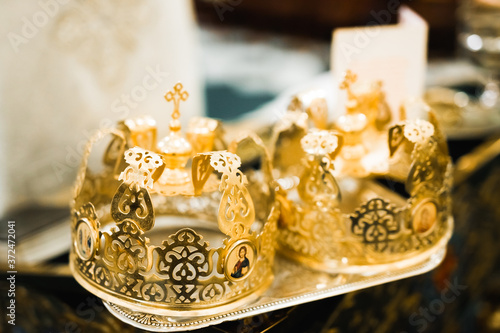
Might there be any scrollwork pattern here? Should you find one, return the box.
[407,138,447,196]
[209,152,255,238]
[119,147,163,190]
[71,120,277,311]
[277,115,452,268]
[111,183,154,232]
[278,205,365,263]
[74,208,277,308]
[403,119,435,143]
[298,155,341,205]
[350,199,400,253]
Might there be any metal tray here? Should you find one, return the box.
[104,218,451,332]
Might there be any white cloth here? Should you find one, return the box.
[0,0,204,214]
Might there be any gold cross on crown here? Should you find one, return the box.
[164,82,189,131]
[339,70,359,112]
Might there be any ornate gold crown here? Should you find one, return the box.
[273,71,453,273]
[70,83,279,317]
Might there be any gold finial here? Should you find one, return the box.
[298,130,341,205]
[336,70,368,170]
[340,71,392,131]
[164,82,189,132]
[157,82,192,185]
[340,70,358,108]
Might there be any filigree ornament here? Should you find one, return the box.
[406,137,448,196]
[406,155,439,195]
[192,154,215,195]
[388,124,405,157]
[279,207,346,262]
[350,199,400,252]
[298,130,341,205]
[123,147,163,172]
[272,73,452,272]
[119,147,163,190]
[271,111,308,178]
[298,156,341,205]
[301,130,344,160]
[111,183,154,232]
[105,220,149,275]
[103,135,126,168]
[301,130,339,155]
[74,202,98,225]
[71,85,278,317]
[155,229,214,303]
[207,152,255,238]
[74,210,276,308]
[157,229,212,281]
[228,132,275,223]
[389,120,435,159]
[403,119,435,144]
[94,265,113,288]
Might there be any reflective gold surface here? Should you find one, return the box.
[70,84,278,318]
[103,236,449,331]
[69,77,454,330]
[273,73,453,273]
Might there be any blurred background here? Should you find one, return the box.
[2,0,500,332]
[0,0,489,218]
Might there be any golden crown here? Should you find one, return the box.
[273,71,453,273]
[70,75,454,328]
[70,83,279,317]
